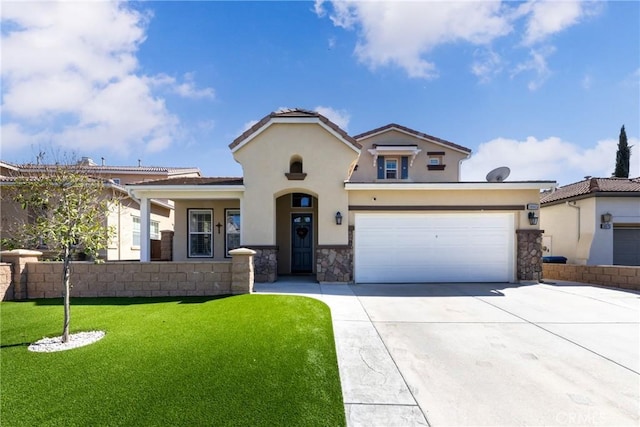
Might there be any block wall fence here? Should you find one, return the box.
[543,263,640,291]
[0,248,256,301]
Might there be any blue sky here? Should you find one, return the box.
[1,0,638,185]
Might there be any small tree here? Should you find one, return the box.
[4,156,115,342]
[614,125,631,178]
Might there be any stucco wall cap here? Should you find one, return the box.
[0,249,43,257]
[229,248,257,256]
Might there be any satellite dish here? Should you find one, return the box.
[486,166,511,182]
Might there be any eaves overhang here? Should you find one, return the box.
[344,181,557,191]
[541,191,640,207]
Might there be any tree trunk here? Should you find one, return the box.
[62,245,71,343]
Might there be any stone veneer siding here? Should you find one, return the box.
[543,264,640,291]
[316,246,352,283]
[25,261,233,298]
[249,247,278,283]
[516,229,544,281]
[0,263,12,301]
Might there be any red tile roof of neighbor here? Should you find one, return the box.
[541,177,640,204]
[16,164,201,175]
[128,177,244,186]
[354,123,472,154]
[229,108,361,150]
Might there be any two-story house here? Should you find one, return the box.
[128,109,555,283]
[0,159,200,260]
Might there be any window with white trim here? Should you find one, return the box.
[385,158,398,179]
[188,209,213,257]
[132,216,140,247]
[225,209,240,257]
[150,221,160,240]
[133,216,160,246]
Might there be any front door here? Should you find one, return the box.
[292,214,313,273]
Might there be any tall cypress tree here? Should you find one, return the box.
[614,125,630,178]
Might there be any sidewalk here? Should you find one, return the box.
[254,279,428,427]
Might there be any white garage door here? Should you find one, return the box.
[354,213,514,283]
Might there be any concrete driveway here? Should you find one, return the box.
[256,280,640,426]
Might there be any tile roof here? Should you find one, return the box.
[229,108,361,150]
[541,177,640,204]
[128,177,244,186]
[353,123,472,154]
[16,164,201,175]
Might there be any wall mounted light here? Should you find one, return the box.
[335,211,343,225]
[600,212,613,229]
[528,211,539,226]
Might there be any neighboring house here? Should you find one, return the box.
[540,177,640,266]
[0,159,200,260]
[128,109,555,283]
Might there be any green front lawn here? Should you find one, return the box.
[1,295,345,426]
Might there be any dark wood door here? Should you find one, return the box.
[292,214,313,273]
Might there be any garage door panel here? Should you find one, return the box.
[355,213,514,283]
[613,228,640,266]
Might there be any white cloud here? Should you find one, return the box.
[581,74,593,90]
[314,106,350,131]
[461,136,640,185]
[517,0,600,46]
[0,1,214,156]
[149,72,215,99]
[511,46,555,91]
[316,0,601,87]
[471,49,504,83]
[315,1,512,79]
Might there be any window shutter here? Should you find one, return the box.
[377,156,385,179]
[401,156,408,179]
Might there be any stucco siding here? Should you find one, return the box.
[106,199,172,261]
[173,199,240,261]
[541,196,640,265]
[350,129,468,182]
[348,188,540,230]
[233,122,357,246]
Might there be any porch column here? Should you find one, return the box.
[140,197,151,262]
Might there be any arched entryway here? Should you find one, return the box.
[275,191,318,275]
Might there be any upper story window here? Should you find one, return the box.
[427,151,446,170]
[369,145,419,180]
[385,159,398,179]
[112,178,121,185]
[376,155,408,180]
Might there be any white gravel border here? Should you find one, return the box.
[28,331,106,353]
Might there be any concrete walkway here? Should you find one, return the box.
[255,279,640,427]
[256,278,429,426]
